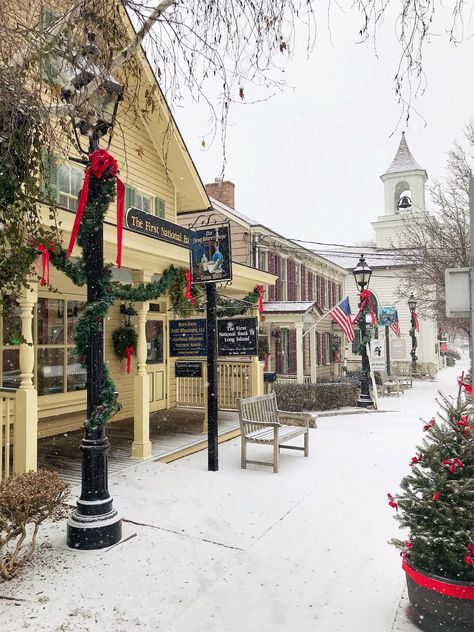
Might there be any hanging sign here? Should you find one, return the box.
[169,319,207,357]
[190,224,232,283]
[126,208,190,248]
[175,361,203,378]
[217,317,258,356]
[378,306,397,327]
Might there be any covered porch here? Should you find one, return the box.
[260,301,344,384]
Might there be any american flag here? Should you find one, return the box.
[390,311,401,337]
[329,297,355,342]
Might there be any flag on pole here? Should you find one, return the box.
[329,297,355,342]
[390,310,401,337]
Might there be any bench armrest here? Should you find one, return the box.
[277,410,317,429]
[240,418,280,429]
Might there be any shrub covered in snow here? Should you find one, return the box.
[273,382,358,412]
[0,469,68,581]
[390,390,474,581]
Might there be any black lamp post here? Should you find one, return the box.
[353,254,374,408]
[408,292,418,376]
[63,32,124,549]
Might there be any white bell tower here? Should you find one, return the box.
[372,133,428,248]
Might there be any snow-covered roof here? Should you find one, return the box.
[382,132,426,176]
[263,301,321,314]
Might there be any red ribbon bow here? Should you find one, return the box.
[66,149,125,268]
[124,345,134,374]
[185,269,196,305]
[257,286,264,314]
[413,312,420,332]
[409,453,423,466]
[423,418,436,431]
[352,289,376,325]
[387,493,398,510]
[442,458,464,474]
[432,491,441,502]
[458,375,473,395]
[36,242,54,287]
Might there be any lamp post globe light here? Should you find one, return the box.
[61,32,124,549]
[408,292,418,376]
[353,255,374,408]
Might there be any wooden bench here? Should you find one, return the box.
[237,392,316,473]
[378,372,404,397]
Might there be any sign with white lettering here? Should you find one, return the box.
[217,317,257,356]
[175,361,203,378]
[125,208,190,248]
[169,319,207,357]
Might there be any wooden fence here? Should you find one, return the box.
[176,360,254,410]
[1,390,16,481]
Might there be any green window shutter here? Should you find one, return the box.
[125,185,136,210]
[155,197,165,218]
[42,8,55,28]
[41,150,59,202]
[41,9,58,81]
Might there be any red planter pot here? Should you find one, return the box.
[403,559,474,631]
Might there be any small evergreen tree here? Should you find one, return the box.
[389,384,474,582]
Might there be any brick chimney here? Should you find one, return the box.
[205,178,235,209]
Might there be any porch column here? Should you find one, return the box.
[14,282,38,473]
[295,322,304,384]
[309,327,317,384]
[132,301,152,459]
[250,357,264,396]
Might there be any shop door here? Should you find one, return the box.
[145,315,167,411]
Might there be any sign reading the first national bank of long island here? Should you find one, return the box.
[217,317,258,356]
[125,208,190,248]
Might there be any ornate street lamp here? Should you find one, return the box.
[408,292,418,375]
[353,255,374,408]
[60,32,124,549]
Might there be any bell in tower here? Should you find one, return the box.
[398,194,412,210]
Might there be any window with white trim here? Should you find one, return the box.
[58,162,84,211]
[125,185,166,218]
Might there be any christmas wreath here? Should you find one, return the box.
[111,325,138,374]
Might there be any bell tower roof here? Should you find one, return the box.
[381,132,426,177]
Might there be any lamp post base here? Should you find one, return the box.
[356,393,374,408]
[66,432,122,550]
[67,507,122,550]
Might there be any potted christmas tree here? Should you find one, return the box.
[388,380,474,631]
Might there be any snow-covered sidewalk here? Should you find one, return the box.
[1,363,466,632]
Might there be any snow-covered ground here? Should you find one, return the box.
[1,361,468,632]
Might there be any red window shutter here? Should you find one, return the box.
[288,260,296,301]
[321,332,327,365]
[275,255,282,301]
[301,264,306,301]
[289,329,296,374]
[307,271,313,301]
[268,253,275,301]
[317,276,321,305]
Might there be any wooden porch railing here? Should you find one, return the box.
[176,360,254,410]
[1,389,16,481]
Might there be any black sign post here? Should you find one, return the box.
[206,283,218,472]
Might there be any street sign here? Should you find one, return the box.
[370,338,386,371]
[445,268,470,318]
[169,319,207,357]
[217,317,258,356]
[190,224,232,284]
[391,337,407,360]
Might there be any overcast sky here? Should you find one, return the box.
[173,3,474,252]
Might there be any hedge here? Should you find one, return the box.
[273,382,359,412]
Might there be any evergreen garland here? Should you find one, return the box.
[390,389,474,582]
[218,287,260,317]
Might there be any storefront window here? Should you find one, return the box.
[146,320,164,364]
[1,298,22,389]
[0,297,86,394]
